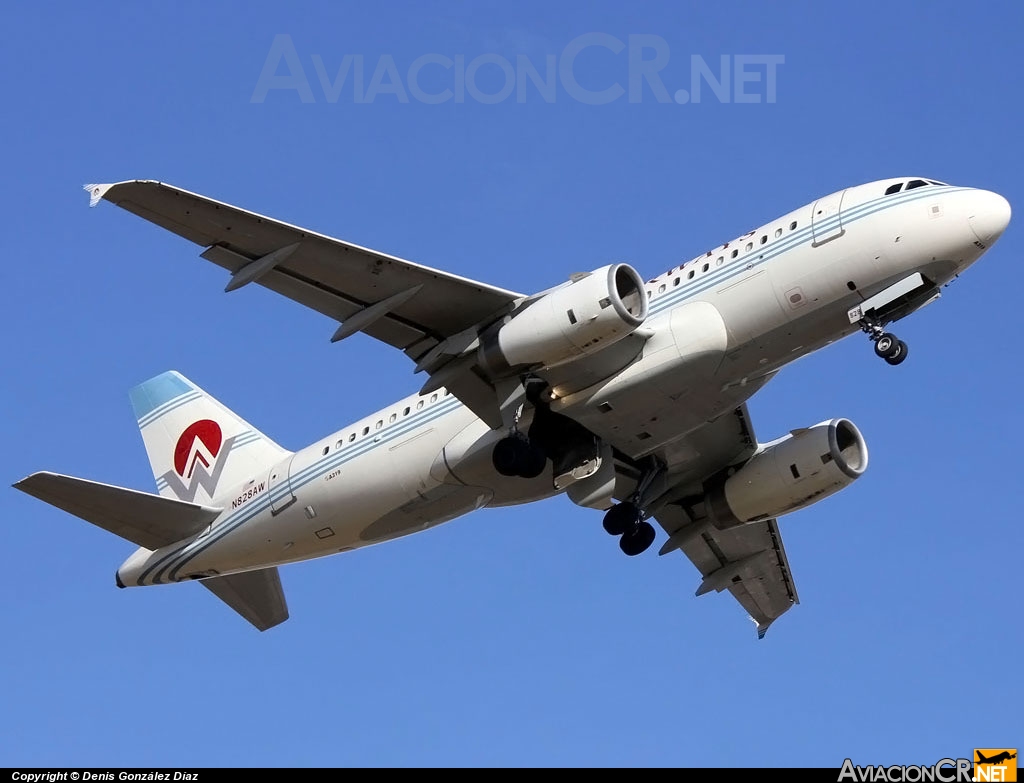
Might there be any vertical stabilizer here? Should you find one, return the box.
[129,371,289,504]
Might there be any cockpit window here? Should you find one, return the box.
[906,179,929,190]
[928,180,948,186]
[885,183,903,195]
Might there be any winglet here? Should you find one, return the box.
[84,183,115,207]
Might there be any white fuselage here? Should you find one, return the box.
[117,178,1005,587]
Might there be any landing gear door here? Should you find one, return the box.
[811,189,846,245]
[269,454,296,515]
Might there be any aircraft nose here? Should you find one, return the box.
[968,190,1011,246]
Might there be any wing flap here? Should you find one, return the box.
[655,503,799,637]
[256,266,431,350]
[201,567,289,631]
[13,471,220,550]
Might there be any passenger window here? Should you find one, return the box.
[701,263,709,272]
[375,420,382,430]
[673,277,680,286]
[687,269,695,279]
[362,426,369,435]
[322,446,329,455]
[906,179,928,190]
[760,235,767,245]
[336,440,343,449]
[716,256,723,265]
[789,221,797,230]
[430,394,438,403]
[416,400,424,410]
[745,242,753,252]
[658,283,666,293]
[731,249,738,258]
[349,433,356,442]
[885,183,903,195]
[389,413,397,423]
[775,228,782,238]
[403,407,410,416]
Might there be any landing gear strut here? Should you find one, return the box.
[491,387,549,479]
[860,316,909,366]
[601,458,665,557]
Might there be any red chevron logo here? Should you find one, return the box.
[173,419,223,479]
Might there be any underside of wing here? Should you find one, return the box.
[87,180,523,361]
[86,181,667,430]
[612,404,800,637]
[654,502,799,638]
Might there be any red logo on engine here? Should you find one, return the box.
[173,419,223,478]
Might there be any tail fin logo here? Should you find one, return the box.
[161,419,237,502]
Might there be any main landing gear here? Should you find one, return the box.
[860,316,909,366]
[603,501,656,556]
[601,458,665,557]
[492,434,547,479]
[490,378,550,480]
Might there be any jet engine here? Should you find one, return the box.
[706,419,868,528]
[480,263,648,372]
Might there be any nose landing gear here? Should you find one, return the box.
[873,333,909,365]
[861,317,909,366]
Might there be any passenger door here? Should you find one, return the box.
[268,455,296,514]
[811,189,846,245]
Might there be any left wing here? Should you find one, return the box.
[622,404,800,637]
[87,181,523,417]
[653,503,799,639]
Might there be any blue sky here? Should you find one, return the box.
[2,0,1021,768]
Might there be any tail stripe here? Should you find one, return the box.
[153,430,263,492]
[138,390,203,428]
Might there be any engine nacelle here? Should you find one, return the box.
[707,419,868,527]
[481,263,648,372]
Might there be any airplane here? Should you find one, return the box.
[977,752,1016,765]
[13,176,1011,637]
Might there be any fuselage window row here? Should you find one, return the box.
[647,217,801,300]
[320,386,452,456]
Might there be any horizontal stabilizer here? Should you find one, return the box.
[201,568,289,631]
[13,471,220,550]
